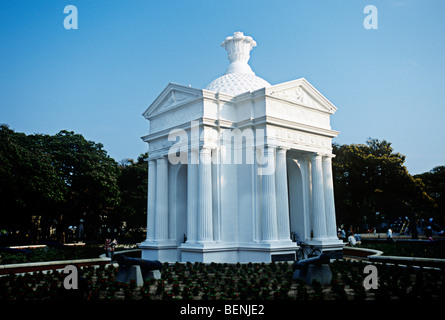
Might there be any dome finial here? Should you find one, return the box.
[221,31,256,75]
[206,31,270,95]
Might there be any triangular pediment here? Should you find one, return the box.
[142,83,203,119]
[266,78,337,114]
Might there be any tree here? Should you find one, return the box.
[415,166,445,226]
[332,138,432,229]
[31,130,121,242]
[0,125,65,244]
[116,153,148,241]
[0,126,121,243]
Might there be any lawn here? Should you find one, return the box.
[0,245,105,265]
[356,240,445,259]
[0,244,141,265]
[2,239,443,266]
[1,260,444,300]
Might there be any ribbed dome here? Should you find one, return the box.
[206,73,271,96]
[205,31,270,96]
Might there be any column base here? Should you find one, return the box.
[307,238,344,247]
[180,242,238,263]
[139,240,178,262]
[259,239,295,246]
[179,241,299,263]
[238,241,298,262]
[305,238,345,259]
[140,240,301,263]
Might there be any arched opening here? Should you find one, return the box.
[287,158,307,243]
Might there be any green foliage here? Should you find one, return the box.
[0,125,65,232]
[0,245,105,264]
[332,138,435,227]
[36,130,121,241]
[0,125,148,243]
[116,154,148,238]
[415,166,445,226]
[1,260,443,300]
[356,241,445,258]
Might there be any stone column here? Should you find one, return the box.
[276,147,291,241]
[261,146,278,242]
[155,156,169,241]
[146,159,156,242]
[311,153,327,240]
[323,155,338,240]
[197,147,213,243]
[186,149,198,243]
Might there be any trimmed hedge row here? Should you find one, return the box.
[1,260,444,300]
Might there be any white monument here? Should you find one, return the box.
[139,32,343,263]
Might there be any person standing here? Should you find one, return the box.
[104,238,111,258]
[109,238,117,260]
[386,228,393,242]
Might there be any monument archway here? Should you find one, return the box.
[287,157,308,244]
[171,164,188,250]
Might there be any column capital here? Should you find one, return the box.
[311,152,336,160]
[276,147,289,155]
[261,145,277,156]
[321,154,335,165]
[200,145,213,154]
[322,153,336,159]
[311,152,323,161]
[155,154,168,162]
[257,143,277,149]
[149,154,168,162]
[189,146,200,153]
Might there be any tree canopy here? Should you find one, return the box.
[0,125,65,235]
[116,154,148,241]
[0,125,146,244]
[415,166,445,224]
[34,130,121,242]
[332,138,436,229]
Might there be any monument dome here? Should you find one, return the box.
[206,31,271,96]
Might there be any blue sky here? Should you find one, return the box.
[0,0,444,175]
